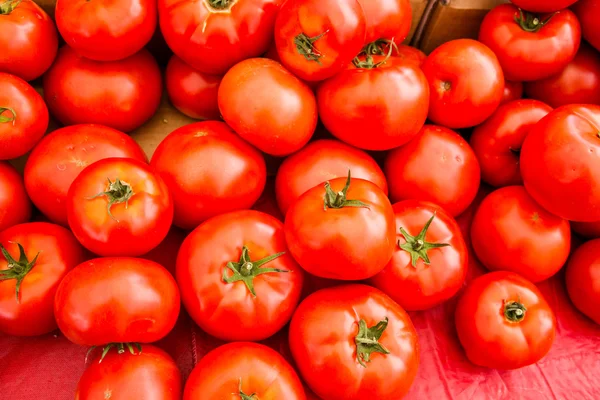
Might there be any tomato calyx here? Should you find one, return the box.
[88,178,134,221]
[86,342,143,364]
[238,378,258,400]
[353,40,395,69]
[0,0,21,15]
[503,300,527,323]
[294,31,328,64]
[355,317,391,367]
[0,243,40,303]
[323,171,370,210]
[361,39,398,57]
[0,107,17,124]
[222,245,288,297]
[399,213,450,267]
[513,9,556,33]
[207,0,232,10]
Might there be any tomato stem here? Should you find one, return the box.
[86,342,143,364]
[0,107,17,124]
[88,178,134,221]
[238,378,259,400]
[398,213,450,267]
[207,0,231,9]
[513,8,556,33]
[353,39,396,69]
[0,0,21,15]
[0,243,39,303]
[294,31,328,64]
[503,300,527,323]
[323,170,370,210]
[355,317,391,367]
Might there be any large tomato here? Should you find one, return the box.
[357,0,412,45]
[470,99,552,187]
[573,0,600,52]
[384,125,481,217]
[510,0,578,13]
[0,222,85,336]
[422,39,504,128]
[479,4,580,81]
[43,46,162,132]
[218,58,317,156]
[455,271,556,369]
[317,55,429,150]
[565,239,600,324]
[0,162,31,232]
[150,121,266,230]
[289,284,419,400]
[24,124,147,226]
[520,104,600,221]
[501,81,524,104]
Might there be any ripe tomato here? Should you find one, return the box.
[479,5,580,82]
[43,46,162,132]
[0,73,49,160]
[274,0,366,81]
[422,39,504,128]
[510,0,578,13]
[395,44,427,67]
[0,162,31,232]
[384,125,481,217]
[565,239,600,324]
[317,55,429,150]
[455,271,556,369]
[470,99,552,187]
[54,257,180,346]
[151,121,266,230]
[571,221,600,239]
[0,222,85,336]
[501,81,523,104]
[219,58,317,156]
[285,174,396,280]
[370,200,468,311]
[520,104,600,221]
[24,124,147,226]
[357,0,412,45]
[573,0,600,52]
[290,284,419,400]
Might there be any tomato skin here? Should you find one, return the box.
[501,81,523,104]
[422,39,504,128]
[0,222,85,336]
[289,284,419,400]
[43,46,162,132]
[357,0,412,44]
[219,58,317,156]
[0,162,31,232]
[520,104,600,221]
[510,0,578,13]
[384,125,481,217]
[571,221,600,239]
[573,0,600,52]
[470,99,553,187]
[395,45,427,67]
[565,239,600,324]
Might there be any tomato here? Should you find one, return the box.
[571,221,600,239]
[573,0,600,52]
[370,200,468,311]
[501,80,523,104]
[165,55,222,120]
[395,45,427,67]
[455,271,556,369]
[317,55,429,150]
[151,121,266,230]
[524,43,600,107]
[24,124,147,226]
[0,162,31,232]
[218,58,317,156]
[479,5,580,82]
[289,284,419,400]
[55,257,180,346]
[357,0,412,45]
[510,0,578,13]
[565,239,600,324]
[470,99,552,187]
[471,186,570,282]
[422,39,504,128]
[275,139,387,215]
[285,174,395,280]
[384,125,481,217]
[0,222,85,336]
[274,0,366,81]
[520,104,600,221]
[43,46,162,132]
[0,73,49,160]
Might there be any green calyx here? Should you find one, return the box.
[0,107,16,124]
[514,8,556,33]
[222,246,287,297]
[323,171,370,210]
[0,0,21,15]
[86,342,142,364]
[207,0,231,9]
[353,39,396,69]
[238,378,259,400]
[399,213,450,267]
[88,178,134,221]
[294,31,328,64]
[504,300,527,323]
[355,318,391,367]
[0,243,39,303]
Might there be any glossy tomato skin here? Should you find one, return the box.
[520,104,600,221]
[357,0,411,44]
[289,284,419,400]
[54,257,180,346]
[43,46,162,132]
[385,125,481,217]
[24,124,147,226]
[565,239,600,324]
[0,162,31,232]
[455,271,556,369]
[573,0,600,52]
[274,0,366,81]
[422,39,504,128]
[219,58,317,156]
[501,81,523,104]
[470,99,553,187]
[571,221,600,239]
[318,56,429,150]
[510,0,578,13]
[0,222,85,336]
[151,121,266,230]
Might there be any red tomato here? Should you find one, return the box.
[510,0,578,13]
[165,55,222,120]
[501,80,524,104]
[0,222,85,336]
[370,200,468,311]
[471,186,571,282]
[357,0,412,44]
[479,5,581,81]
[317,55,429,150]
[0,0,58,81]
[384,125,481,217]
[24,124,147,226]
[0,162,31,232]
[150,121,266,230]
[422,39,504,128]
[54,257,180,346]
[275,139,387,215]
[565,239,600,324]
[573,0,600,52]
[455,271,556,369]
[395,44,427,67]
[289,284,419,400]
[67,158,173,257]
[43,46,162,132]
[219,58,317,156]
[470,99,553,187]
[571,221,600,239]
[285,175,395,280]
[274,0,366,81]
[520,104,600,221]
[0,73,48,160]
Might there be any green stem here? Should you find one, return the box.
[398,213,450,267]
[514,8,556,33]
[0,0,21,14]
[87,178,134,221]
[323,170,370,210]
[0,107,17,124]
[238,378,259,400]
[294,31,328,64]
[86,342,142,364]
[0,243,39,303]
[353,39,396,69]
[504,300,527,323]
[355,318,391,367]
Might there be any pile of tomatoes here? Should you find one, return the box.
[1,0,600,398]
